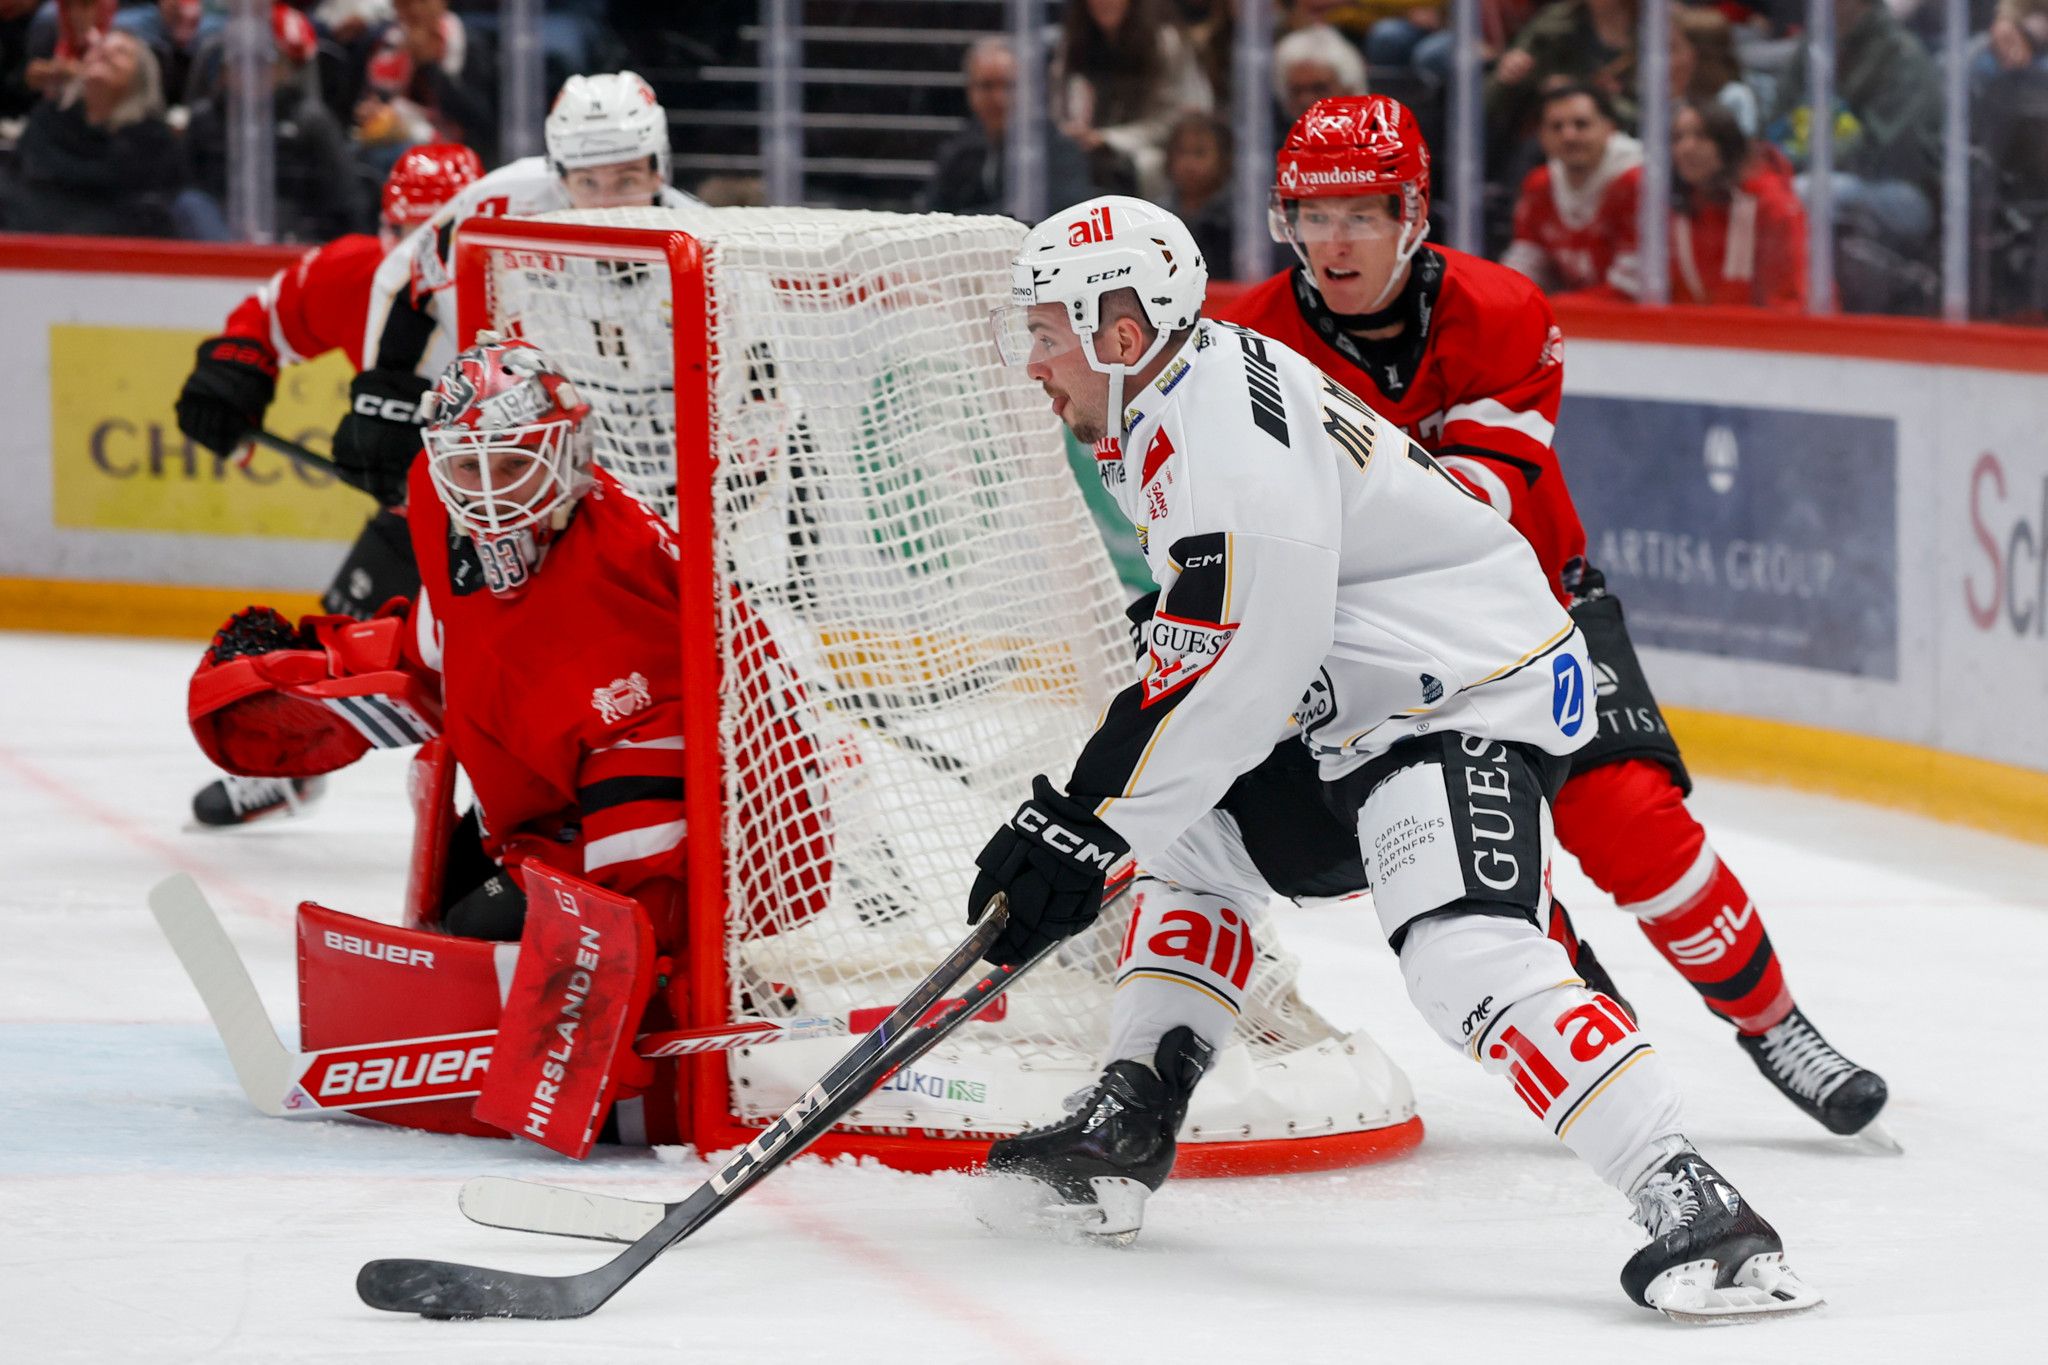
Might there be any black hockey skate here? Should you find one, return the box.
[1736,1008,1893,1145]
[1622,1149,1822,1322]
[191,774,326,828]
[982,1026,1213,1245]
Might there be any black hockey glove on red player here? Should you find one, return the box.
[969,775,1129,966]
[175,335,278,459]
[332,367,432,506]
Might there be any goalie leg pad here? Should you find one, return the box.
[1400,911,1686,1193]
[296,901,514,1136]
[471,863,656,1159]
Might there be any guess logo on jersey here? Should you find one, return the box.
[1142,612,1236,707]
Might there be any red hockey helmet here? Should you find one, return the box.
[1270,96,1431,294]
[381,142,484,240]
[420,335,595,542]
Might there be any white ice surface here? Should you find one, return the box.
[3,630,2043,1361]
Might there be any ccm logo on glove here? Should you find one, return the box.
[1012,806,1121,871]
[354,391,425,422]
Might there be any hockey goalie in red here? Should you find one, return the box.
[1215,95,1890,1143]
[186,334,829,1157]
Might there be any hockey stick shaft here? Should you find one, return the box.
[456,932,1068,1243]
[355,896,1011,1319]
[235,428,337,473]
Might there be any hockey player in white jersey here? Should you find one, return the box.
[329,72,699,507]
[971,196,1820,1321]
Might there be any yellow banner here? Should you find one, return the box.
[49,324,371,540]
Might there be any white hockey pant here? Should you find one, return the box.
[1400,911,1687,1193]
[1103,808,1273,1067]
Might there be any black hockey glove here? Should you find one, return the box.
[332,367,432,506]
[204,605,313,665]
[175,335,278,459]
[969,775,1129,966]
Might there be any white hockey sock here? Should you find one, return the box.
[1102,879,1252,1065]
[1401,912,1686,1193]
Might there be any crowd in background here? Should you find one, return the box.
[2,1,2046,322]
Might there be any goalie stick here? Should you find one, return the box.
[356,893,1014,1319]
[146,873,1011,1118]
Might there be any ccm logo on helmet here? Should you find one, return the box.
[354,392,424,423]
[1086,266,1133,284]
[323,929,435,968]
[1068,205,1116,245]
[1014,807,1121,871]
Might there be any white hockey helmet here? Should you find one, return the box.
[545,71,671,184]
[994,195,1207,437]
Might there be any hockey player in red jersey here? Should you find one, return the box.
[1215,95,1889,1143]
[174,142,484,828]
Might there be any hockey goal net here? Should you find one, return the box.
[452,205,1420,1173]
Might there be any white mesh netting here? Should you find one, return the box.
[474,205,1412,1146]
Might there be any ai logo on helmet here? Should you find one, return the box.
[1067,205,1116,246]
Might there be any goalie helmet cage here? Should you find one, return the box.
[452,206,1422,1175]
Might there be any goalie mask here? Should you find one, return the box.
[380,141,484,247]
[546,71,671,206]
[421,335,594,594]
[993,195,1207,441]
[1270,96,1431,311]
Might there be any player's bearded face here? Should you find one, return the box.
[1017,304,1111,443]
[561,158,663,209]
[1296,195,1406,316]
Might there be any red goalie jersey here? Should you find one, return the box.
[1213,247,1589,603]
[404,458,690,945]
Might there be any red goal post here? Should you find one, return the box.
[451,206,1422,1175]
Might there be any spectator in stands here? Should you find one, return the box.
[1670,4,1758,136]
[0,28,186,236]
[1274,22,1369,127]
[1165,108,1233,270]
[127,0,223,108]
[1980,0,2048,80]
[183,2,363,242]
[1359,4,1446,73]
[922,35,1117,215]
[21,0,114,102]
[1502,83,1643,296]
[1764,0,1942,267]
[3,0,40,120]
[1050,0,1212,200]
[1669,96,1807,308]
[1487,0,1640,148]
[349,0,495,171]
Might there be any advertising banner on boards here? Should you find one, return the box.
[1560,395,1899,681]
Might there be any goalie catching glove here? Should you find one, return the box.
[189,602,441,777]
[332,367,433,505]
[969,775,1128,966]
[175,335,278,459]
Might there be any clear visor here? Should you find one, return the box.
[424,420,589,539]
[1279,195,1407,243]
[990,304,1087,368]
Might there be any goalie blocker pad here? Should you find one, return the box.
[471,862,658,1159]
[1565,593,1691,795]
[189,607,442,777]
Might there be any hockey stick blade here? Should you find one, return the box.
[356,895,1012,1319]
[453,935,1061,1242]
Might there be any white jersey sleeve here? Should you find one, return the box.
[1070,320,1591,867]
